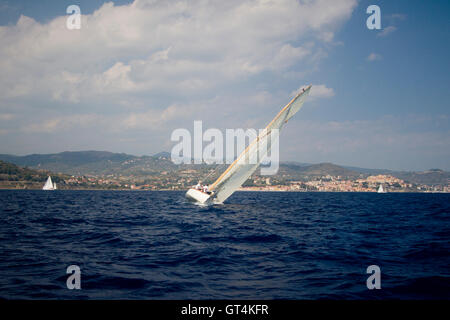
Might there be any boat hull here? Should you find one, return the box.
[186,188,211,204]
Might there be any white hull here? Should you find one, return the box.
[186,188,211,204]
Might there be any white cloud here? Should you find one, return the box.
[0,0,358,154]
[22,114,101,133]
[291,84,335,99]
[367,53,382,61]
[0,113,14,121]
[310,84,335,99]
[377,25,397,37]
[281,115,450,171]
[272,44,312,70]
[0,0,357,101]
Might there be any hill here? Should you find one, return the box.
[393,169,450,185]
[0,151,135,175]
[0,151,448,186]
[298,162,361,177]
[0,160,69,189]
[0,160,46,180]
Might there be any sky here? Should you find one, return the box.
[0,0,449,171]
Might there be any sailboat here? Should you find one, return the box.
[377,184,386,193]
[42,176,57,190]
[186,85,312,204]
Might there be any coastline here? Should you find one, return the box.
[0,187,448,193]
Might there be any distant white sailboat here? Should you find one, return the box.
[186,85,312,204]
[377,184,386,193]
[42,176,56,190]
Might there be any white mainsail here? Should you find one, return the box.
[43,176,55,190]
[377,184,385,193]
[209,85,312,203]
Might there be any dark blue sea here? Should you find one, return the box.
[0,190,449,299]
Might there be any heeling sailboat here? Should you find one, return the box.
[186,85,312,204]
[42,176,56,190]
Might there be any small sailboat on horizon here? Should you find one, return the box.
[377,184,386,193]
[42,176,57,190]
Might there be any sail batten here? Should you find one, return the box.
[209,85,312,203]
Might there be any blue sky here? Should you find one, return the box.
[0,0,448,171]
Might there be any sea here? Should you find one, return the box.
[0,190,449,299]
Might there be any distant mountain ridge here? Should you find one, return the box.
[0,151,136,175]
[0,151,448,185]
[0,150,133,167]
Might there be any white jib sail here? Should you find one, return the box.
[209,85,312,203]
[43,176,54,190]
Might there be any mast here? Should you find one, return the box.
[209,85,312,203]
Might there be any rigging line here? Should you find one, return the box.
[209,85,311,191]
[202,162,227,182]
